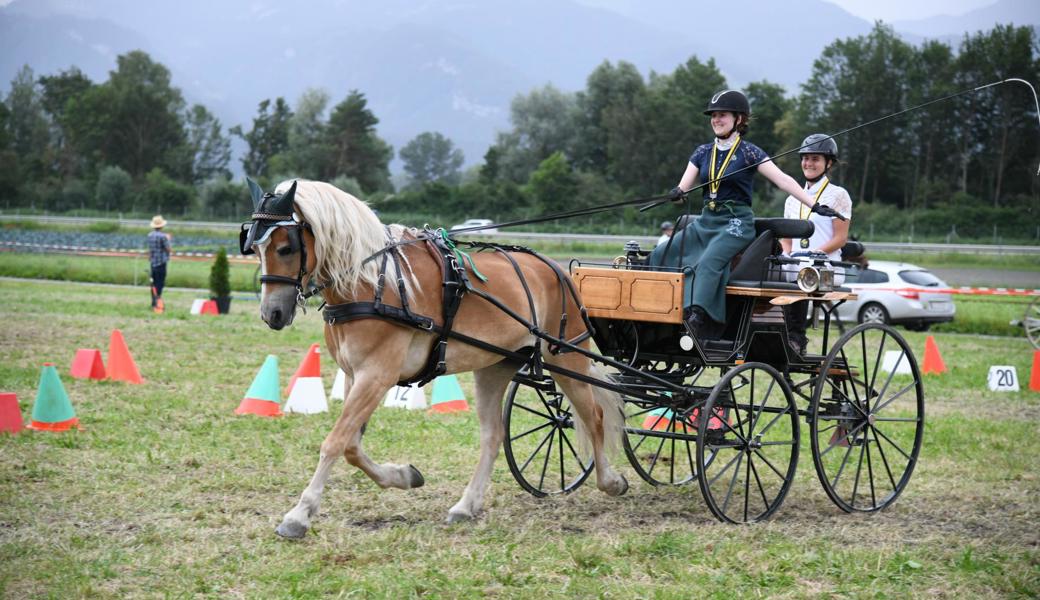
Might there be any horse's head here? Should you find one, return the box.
[241,179,316,330]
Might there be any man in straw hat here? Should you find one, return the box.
[147,215,172,313]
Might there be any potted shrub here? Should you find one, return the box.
[209,247,232,314]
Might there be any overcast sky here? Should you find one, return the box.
[824,0,997,22]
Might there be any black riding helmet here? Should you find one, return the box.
[798,133,839,159]
[703,90,750,116]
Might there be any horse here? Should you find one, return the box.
[243,178,628,539]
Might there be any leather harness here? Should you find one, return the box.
[321,229,594,387]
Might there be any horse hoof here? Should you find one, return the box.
[275,521,308,539]
[606,475,629,497]
[616,475,629,497]
[446,511,473,524]
[407,464,425,488]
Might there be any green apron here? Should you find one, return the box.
[649,202,755,323]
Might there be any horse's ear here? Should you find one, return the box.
[271,180,298,216]
[246,177,264,211]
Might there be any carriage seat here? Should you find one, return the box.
[841,240,864,260]
[673,215,814,240]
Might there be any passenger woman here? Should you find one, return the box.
[650,90,843,337]
[780,134,852,354]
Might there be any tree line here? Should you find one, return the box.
[1,23,1037,240]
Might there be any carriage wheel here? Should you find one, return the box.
[623,401,716,486]
[503,378,594,497]
[1025,296,1040,349]
[696,363,799,523]
[810,323,924,512]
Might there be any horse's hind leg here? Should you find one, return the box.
[276,370,422,539]
[447,363,514,523]
[550,362,628,497]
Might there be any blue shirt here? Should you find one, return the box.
[147,230,170,267]
[688,140,769,206]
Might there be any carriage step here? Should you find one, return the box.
[511,373,556,392]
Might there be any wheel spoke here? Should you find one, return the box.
[870,425,899,491]
[518,426,556,474]
[851,439,866,507]
[707,450,743,487]
[752,448,787,480]
[537,428,556,490]
[871,381,917,415]
[830,438,857,489]
[514,401,553,421]
[510,420,553,442]
[873,426,915,462]
[721,451,745,515]
[866,427,877,508]
[820,420,868,457]
[748,455,771,514]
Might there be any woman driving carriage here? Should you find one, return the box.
[780,133,853,354]
[649,90,843,338]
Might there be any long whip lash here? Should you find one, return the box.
[446,78,1039,234]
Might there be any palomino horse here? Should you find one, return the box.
[244,179,628,539]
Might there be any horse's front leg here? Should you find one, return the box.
[276,370,422,539]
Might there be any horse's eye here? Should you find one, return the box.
[277,246,293,256]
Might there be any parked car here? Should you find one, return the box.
[449,218,497,234]
[834,260,955,331]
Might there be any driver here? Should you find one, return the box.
[650,90,843,338]
[780,134,853,354]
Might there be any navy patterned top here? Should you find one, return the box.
[147,230,171,268]
[688,140,769,206]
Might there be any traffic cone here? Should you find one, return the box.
[200,300,219,315]
[70,348,106,380]
[384,384,427,410]
[27,364,81,431]
[641,407,675,431]
[190,299,206,315]
[1029,350,1040,393]
[0,393,23,434]
[921,335,947,375]
[284,377,328,414]
[287,343,321,396]
[330,368,347,401]
[106,329,143,384]
[429,375,469,413]
[235,355,283,417]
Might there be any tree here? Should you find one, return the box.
[526,151,578,214]
[185,104,231,184]
[230,97,292,179]
[322,90,392,192]
[744,80,792,157]
[141,168,193,215]
[95,165,133,212]
[5,65,51,182]
[400,132,464,186]
[283,88,329,180]
[573,60,645,174]
[38,67,93,178]
[493,84,580,183]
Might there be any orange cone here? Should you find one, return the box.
[0,392,23,434]
[921,335,947,375]
[200,300,219,315]
[287,344,321,396]
[70,348,106,380]
[106,329,143,384]
[1029,350,1040,393]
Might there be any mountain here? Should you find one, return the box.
[2,0,1036,173]
[893,0,1039,39]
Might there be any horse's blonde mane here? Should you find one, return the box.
[277,179,413,299]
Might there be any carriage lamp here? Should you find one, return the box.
[797,265,835,293]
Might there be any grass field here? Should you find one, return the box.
[1,280,1038,598]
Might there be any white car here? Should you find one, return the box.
[835,260,955,331]
[449,218,497,234]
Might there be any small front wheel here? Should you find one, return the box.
[696,362,799,523]
[503,377,593,497]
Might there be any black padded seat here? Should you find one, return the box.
[727,280,800,290]
[673,215,815,240]
[753,218,814,239]
[841,241,864,259]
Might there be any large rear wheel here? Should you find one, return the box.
[696,362,799,523]
[810,323,924,512]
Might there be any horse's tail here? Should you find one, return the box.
[572,364,625,458]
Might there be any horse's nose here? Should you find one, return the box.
[269,308,284,330]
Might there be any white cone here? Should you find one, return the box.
[383,384,426,410]
[283,377,328,414]
[881,350,912,375]
[190,299,206,315]
[330,368,346,401]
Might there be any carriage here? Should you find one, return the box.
[499,216,924,524]
[245,179,924,537]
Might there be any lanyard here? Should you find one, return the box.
[708,137,741,199]
[799,177,830,248]
[799,177,830,219]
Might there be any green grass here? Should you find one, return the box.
[0,280,1038,598]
